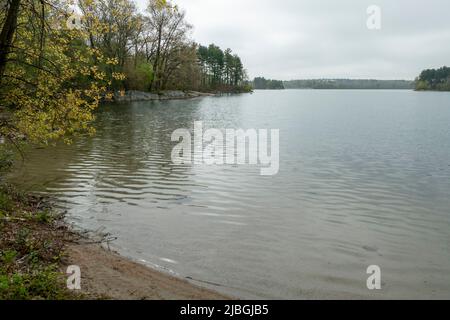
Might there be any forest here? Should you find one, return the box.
[252,77,285,90]
[284,79,414,90]
[415,66,450,91]
[0,0,250,148]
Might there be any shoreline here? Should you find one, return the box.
[0,185,231,300]
[65,242,231,300]
[113,90,216,103]
[111,90,251,103]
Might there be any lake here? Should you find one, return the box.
[8,89,450,299]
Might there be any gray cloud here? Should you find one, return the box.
[136,0,450,80]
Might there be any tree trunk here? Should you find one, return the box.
[0,0,21,82]
[150,24,162,92]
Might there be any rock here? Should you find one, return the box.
[111,90,217,103]
[114,90,159,102]
[160,90,187,99]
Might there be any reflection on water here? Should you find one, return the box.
[8,90,450,299]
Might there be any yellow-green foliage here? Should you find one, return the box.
[415,80,430,91]
[0,0,124,145]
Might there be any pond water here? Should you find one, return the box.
[8,89,450,299]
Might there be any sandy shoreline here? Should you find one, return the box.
[0,184,231,300]
[65,242,232,300]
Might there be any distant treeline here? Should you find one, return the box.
[415,66,450,91]
[283,79,414,90]
[252,77,285,89]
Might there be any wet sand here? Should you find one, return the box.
[65,243,232,300]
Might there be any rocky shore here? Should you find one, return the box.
[113,90,217,103]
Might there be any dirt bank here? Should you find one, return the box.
[65,243,231,300]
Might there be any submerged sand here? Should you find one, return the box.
[65,243,231,300]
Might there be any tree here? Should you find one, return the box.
[163,43,201,90]
[416,66,450,91]
[223,48,233,85]
[145,0,191,91]
[197,44,209,87]
[0,0,21,80]
[0,0,122,146]
[195,44,248,91]
[231,54,243,86]
[0,0,252,156]
[79,0,139,90]
[207,44,223,86]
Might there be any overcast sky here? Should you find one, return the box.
[135,0,450,80]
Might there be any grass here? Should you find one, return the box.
[0,184,83,300]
